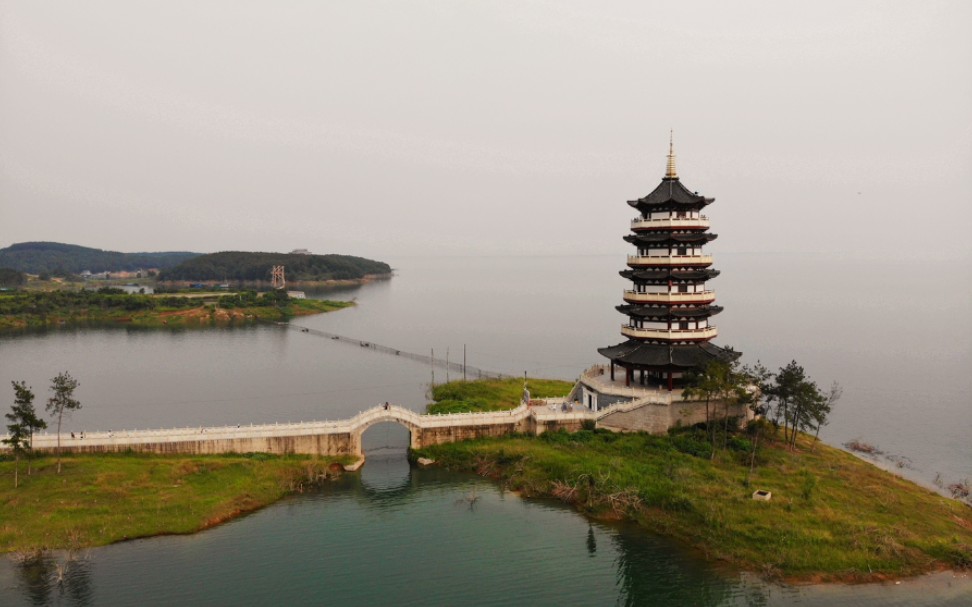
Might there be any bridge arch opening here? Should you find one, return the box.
[358,421,411,458]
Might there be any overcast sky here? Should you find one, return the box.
[1,1,970,261]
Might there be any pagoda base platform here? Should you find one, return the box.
[573,365,754,432]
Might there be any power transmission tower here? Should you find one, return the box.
[271,265,286,290]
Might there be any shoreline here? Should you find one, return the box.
[413,432,972,584]
[2,447,969,588]
[157,272,393,291]
[0,453,353,555]
[0,297,354,332]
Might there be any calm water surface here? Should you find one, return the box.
[1,457,969,607]
[0,254,970,604]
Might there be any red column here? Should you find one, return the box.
[667,371,673,391]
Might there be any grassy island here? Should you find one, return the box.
[0,453,350,553]
[426,378,576,414]
[0,289,352,331]
[414,428,972,582]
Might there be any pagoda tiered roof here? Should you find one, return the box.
[598,140,738,389]
[627,178,713,211]
[616,304,723,318]
[597,340,738,370]
[624,232,717,246]
[620,268,720,282]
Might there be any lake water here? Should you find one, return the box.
[1,458,969,607]
[1,253,970,604]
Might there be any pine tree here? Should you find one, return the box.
[46,372,81,475]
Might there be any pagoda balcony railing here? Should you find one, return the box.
[623,290,716,304]
[630,216,710,230]
[627,254,713,267]
[621,325,718,340]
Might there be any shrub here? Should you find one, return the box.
[727,436,752,453]
[671,431,713,459]
[801,472,817,501]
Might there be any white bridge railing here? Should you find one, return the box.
[12,402,595,450]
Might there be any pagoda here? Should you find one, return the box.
[598,137,738,391]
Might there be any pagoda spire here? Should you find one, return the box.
[665,130,678,179]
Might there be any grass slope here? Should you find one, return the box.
[415,429,972,581]
[426,378,575,414]
[0,454,349,553]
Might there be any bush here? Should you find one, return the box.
[727,436,752,453]
[671,431,713,459]
[801,472,817,501]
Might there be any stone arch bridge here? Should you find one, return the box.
[20,403,596,459]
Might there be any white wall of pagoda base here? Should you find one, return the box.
[597,398,753,435]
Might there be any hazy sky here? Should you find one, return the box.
[2,1,970,261]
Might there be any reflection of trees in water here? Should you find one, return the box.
[609,523,768,607]
[14,551,93,606]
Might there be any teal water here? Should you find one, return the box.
[2,456,969,606]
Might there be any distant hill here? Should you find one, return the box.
[158,251,391,282]
[0,242,201,275]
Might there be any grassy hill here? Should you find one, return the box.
[0,242,199,275]
[158,251,391,282]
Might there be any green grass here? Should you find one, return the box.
[426,378,576,414]
[0,296,353,331]
[0,453,351,553]
[415,428,972,582]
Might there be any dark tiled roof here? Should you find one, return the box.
[620,269,720,282]
[624,232,717,246]
[627,178,714,210]
[616,304,723,318]
[597,340,739,369]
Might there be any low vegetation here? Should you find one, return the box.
[0,268,26,287]
[426,378,576,414]
[415,426,972,582]
[0,453,351,553]
[0,289,352,331]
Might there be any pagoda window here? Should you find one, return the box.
[678,284,688,293]
[677,247,688,256]
[679,321,689,330]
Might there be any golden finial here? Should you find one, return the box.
[665,130,678,179]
